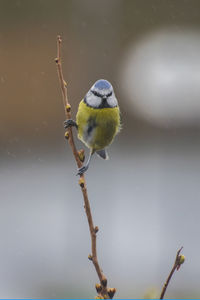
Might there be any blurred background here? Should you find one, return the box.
[0,0,200,298]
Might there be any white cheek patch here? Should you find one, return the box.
[107,95,118,107]
[86,93,101,108]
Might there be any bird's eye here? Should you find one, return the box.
[107,92,112,97]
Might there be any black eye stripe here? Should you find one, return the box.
[91,90,112,98]
[107,91,112,97]
[91,90,102,97]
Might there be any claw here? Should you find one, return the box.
[63,119,78,129]
[77,165,89,176]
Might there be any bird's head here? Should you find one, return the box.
[84,79,118,108]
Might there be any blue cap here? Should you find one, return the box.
[94,79,112,90]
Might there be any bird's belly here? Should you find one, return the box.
[87,121,117,150]
[76,103,120,151]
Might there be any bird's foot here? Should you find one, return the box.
[63,119,78,129]
[77,165,89,176]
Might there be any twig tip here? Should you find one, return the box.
[160,246,185,299]
[178,246,183,253]
[57,35,62,42]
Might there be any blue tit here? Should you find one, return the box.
[64,79,120,175]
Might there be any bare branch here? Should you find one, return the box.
[55,35,81,167]
[55,35,115,299]
[160,247,185,299]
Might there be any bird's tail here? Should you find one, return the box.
[96,149,109,160]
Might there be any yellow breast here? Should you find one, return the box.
[76,100,120,151]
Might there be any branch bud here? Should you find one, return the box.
[78,149,85,162]
[79,177,85,188]
[101,277,107,287]
[64,131,69,140]
[107,288,116,299]
[94,226,99,233]
[177,254,185,270]
[88,254,93,261]
[95,283,102,293]
[179,254,185,264]
[54,57,59,63]
[65,104,71,112]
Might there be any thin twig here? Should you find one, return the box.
[55,35,114,299]
[160,247,185,299]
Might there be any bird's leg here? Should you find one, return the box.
[77,149,94,175]
[63,119,78,129]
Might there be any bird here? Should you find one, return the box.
[64,79,121,175]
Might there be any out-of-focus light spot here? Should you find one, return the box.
[121,29,200,127]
